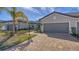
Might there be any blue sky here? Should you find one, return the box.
[0,7,79,21]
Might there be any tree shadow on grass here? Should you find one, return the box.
[0,33,14,50]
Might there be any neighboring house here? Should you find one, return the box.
[39,12,79,34]
[0,20,38,31]
[5,23,29,30]
[0,20,29,31]
[1,26,7,31]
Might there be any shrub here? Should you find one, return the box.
[71,32,79,38]
[71,32,77,36]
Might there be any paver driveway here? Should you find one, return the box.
[22,33,79,51]
[6,33,79,51]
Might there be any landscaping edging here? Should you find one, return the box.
[5,39,33,51]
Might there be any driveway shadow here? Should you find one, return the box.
[45,33,79,42]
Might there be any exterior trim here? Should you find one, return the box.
[76,21,77,33]
[69,21,71,34]
[76,21,79,32]
[41,24,44,32]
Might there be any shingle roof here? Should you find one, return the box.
[67,13,79,17]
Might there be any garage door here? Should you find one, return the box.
[77,22,79,32]
[44,23,69,33]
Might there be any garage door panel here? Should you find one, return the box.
[44,23,69,33]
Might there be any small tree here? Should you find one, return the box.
[0,7,28,35]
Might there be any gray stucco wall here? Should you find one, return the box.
[40,13,79,33]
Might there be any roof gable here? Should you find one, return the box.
[39,12,79,21]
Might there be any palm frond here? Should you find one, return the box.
[15,11,28,23]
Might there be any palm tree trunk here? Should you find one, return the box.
[12,7,16,34]
[13,19,16,34]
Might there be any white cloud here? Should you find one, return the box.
[23,7,41,15]
[41,7,55,12]
[77,8,79,11]
[49,7,55,12]
[41,7,47,10]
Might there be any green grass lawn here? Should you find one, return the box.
[0,33,35,50]
[17,30,28,34]
[0,29,30,36]
[0,31,6,36]
[0,29,35,50]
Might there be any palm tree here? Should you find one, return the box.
[0,7,28,34]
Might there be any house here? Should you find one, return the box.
[0,20,29,31]
[0,20,38,31]
[39,12,79,34]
